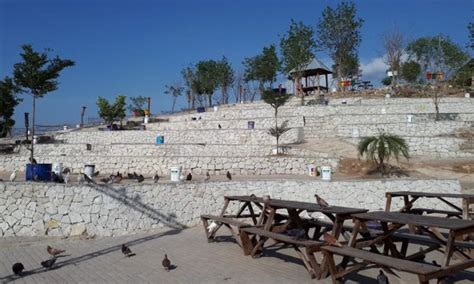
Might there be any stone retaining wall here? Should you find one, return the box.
[0,179,461,237]
[54,128,303,145]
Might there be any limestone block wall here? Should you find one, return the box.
[0,179,461,237]
[147,116,304,131]
[0,153,339,176]
[54,128,303,145]
[336,121,468,138]
[406,137,474,158]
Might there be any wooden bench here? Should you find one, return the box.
[200,214,252,243]
[321,246,473,284]
[239,226,324,279]
[410,208,462,218]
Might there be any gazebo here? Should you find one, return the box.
[289,58,333,96]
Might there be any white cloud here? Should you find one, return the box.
[360,57,389,86]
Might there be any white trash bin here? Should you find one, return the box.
[321,166,332,181]
[307,164,316,177]
[170,166,181,182]
[84,164,95,177]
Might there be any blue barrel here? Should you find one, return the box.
[197,107,206,113]
[247,121,255,129]
[156,135,164,144]
[26,163,52,181]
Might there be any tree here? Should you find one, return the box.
[97,95,126,127]
[406,35,469,120]
[181,66,199,110]
[334,53,360,80]
[195,60,220,107]
[381,76,392,86]
[401,61,421,83]
[468,22,473,50]
[383,29,404,87]
[13,44,74,164]
[164,83,184,112]
[216,56,234,105]
[243,45,280,96]
[0,77,21,137]
[262,89,291,154]
[127,96,149,116]
[316,1,364,90]
[358,132,409,176]
[280,20,316,105]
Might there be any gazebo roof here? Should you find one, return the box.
[289,57,333,76]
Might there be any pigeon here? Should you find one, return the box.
[432,260,440,267]
[315,194,329,208]
[114,174,123,183]
[377,270,389,284]
[137,175,145,183]
[132,172,138,179]
[64,172,70,184]
[52,172,61,183]
[10,170,17,182]
[84,174,95,184]
[127,173,134,179]
[323,233,342,247]
[29,157,38,164]
[121,244,133,257]
[12,262,24,275]
[77,174,85,184]
[162,254,171,271]
[263,195,271,203]
[204,171,210,181]
[41,258,57,269]
[186,172,192,181]
[207,221,218,233]
[100,177,111,184]
[93,171,100,177]
[226,171,232,181]
[47,245,65,257]
[218,124,222,129]
[153,173,160,183]
[62,167,71,174]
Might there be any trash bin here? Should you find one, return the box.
[156,135,164,144]
[307,164,316,177]
[170,166,181,182]
[321,166,331,181]
[84,164,95,177]
[26,164,52,181]
[247,121,255,129]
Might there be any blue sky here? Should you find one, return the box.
[1,0,472,126]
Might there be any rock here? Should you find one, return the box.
[69,212,83,224]
[46,219,60,229]
[70,223,86,236]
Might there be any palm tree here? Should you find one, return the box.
[357,131,409,175]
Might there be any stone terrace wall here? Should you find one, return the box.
[0,153,339,176]
[54,128,303,145]
[0,179,461,237]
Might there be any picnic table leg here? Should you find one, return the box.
[201,216,211,241]
[322,250,341,284]
[349,219,362,247]
[219,198,230,217]
[385,194,392,212]
[293,245,317,279]
[442,231,455,267]
[239,229,254,255]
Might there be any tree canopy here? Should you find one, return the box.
[243,45,280,92]
[216,56,234,105]
[316,1,363,87]
[406,35,469,79]
[164,83,184,112]
[0,77,21,137]
[401,61,421,83]
[195,60,220,106]
[97,95,127,126]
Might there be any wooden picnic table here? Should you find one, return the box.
[385,191,474,220]
[227,195,367,279]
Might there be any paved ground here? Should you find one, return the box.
[0,226,473,284]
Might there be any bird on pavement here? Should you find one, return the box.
[137,175,145,183]
[47,245,66,258]
[153,173,160,183]
[204,171,210,181]
[162,254,171,271]
[64,172,70,185]
[93,171,100,177]
[226,171,232,181]
[84,174,95,184]
[315,194,329,208]
[377,270,389,284]
[41,258,57,269]
[10,170,17,182]
[114,174,123,183]
[121,244,133,257]
[127,173,134,179]
[100,177,111,184]
[12,262,24,275]
[62,167,71,174]
[218,124,222,129]
[186,172,192,181]
[323,233,342,247]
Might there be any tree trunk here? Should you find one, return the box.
[337,58,342,91]
[208,93,212,107]
[172,97,177,113]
